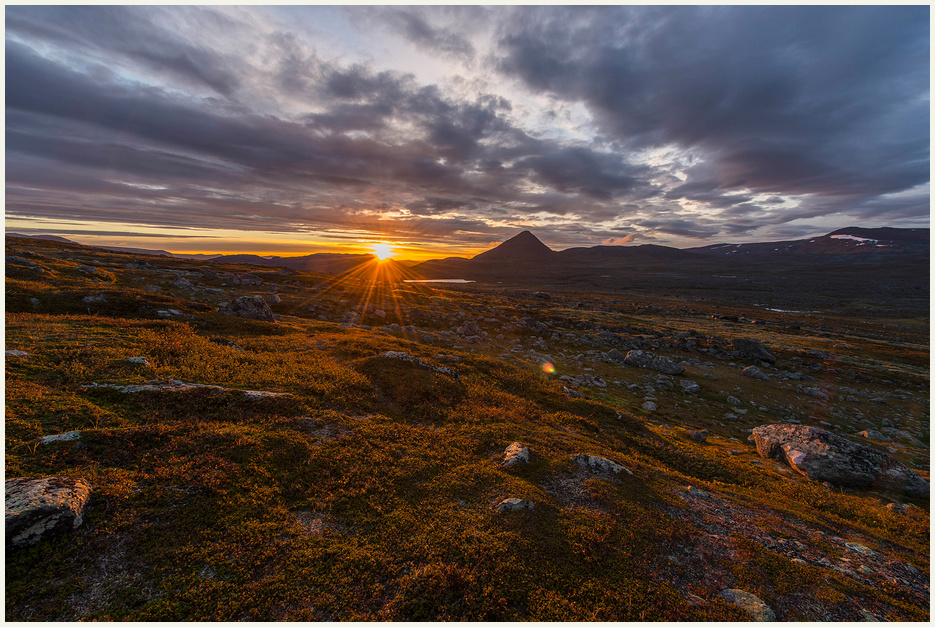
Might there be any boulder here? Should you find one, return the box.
[202,268,219,280]
[731,338,776,363]
[6,477,93,548]
[266,293,282,304]
[741,366,770,381]
[502,442,530,468]
[718,589,775,621]
[749,424,929,497]
[642,401,658,412]
[221,295,276,322]
[624,350,685,375]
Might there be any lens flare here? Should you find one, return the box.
[541,362,555,374]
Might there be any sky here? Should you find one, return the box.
[5,5,930,259]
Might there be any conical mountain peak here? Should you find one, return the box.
[472,230,557,262]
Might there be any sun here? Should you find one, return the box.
[373,243,393,260]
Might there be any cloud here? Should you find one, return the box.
[495,6,929,205]
[4,5,928,251]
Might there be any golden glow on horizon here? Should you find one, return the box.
[373,243,393,260]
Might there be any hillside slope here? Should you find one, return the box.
[5,235,930,621]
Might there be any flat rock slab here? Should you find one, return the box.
[378,351,460,381]
[82,379,292,398]
[750,424,929,497]
[718,589,775,621]
[38,431,82,444]
[502,442,530,468]
[6,477,93,548]
[572,454,633,476]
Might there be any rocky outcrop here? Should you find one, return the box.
[623,350,685,375]
[6,476,93,548]
[750,424,929,497]
[731,338,776,363]
[82,379,292,398]
[221,295,275,322]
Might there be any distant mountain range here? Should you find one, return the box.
[411,227,929,281]
[7,227,928,281]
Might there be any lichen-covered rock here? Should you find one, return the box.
[502,442,530,468]
[624,350,685,375]
[6,477,93,548]
[750,424,929,497]
[572,454,633,475]
[221,295,275,322]
[718,589,775,621]
[731,338,777,363]
[495,498,534,513]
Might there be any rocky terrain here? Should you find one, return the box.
[5,234,929,621]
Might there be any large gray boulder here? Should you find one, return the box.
[750,424,929,497]
[623,350,685,375]
[6,477,93,548]
[221,295,275,322]
[731,338,777,363]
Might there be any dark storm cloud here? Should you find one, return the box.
[496,5,929,204]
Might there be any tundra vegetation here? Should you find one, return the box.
[5,235,929,621]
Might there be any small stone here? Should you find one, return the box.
[686,429,708,443]
[37,431,81,444]
[125,356,151,366]
[495,498,533,513]
[502,443,530,468]
[81,293,108,304]
[5,350,29,357]
[266,293,282,304]
[642,401,658,411]
[718,589,775,621]
[741,366,770,381]
[171,277,196,291]
[679,380,701,393]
